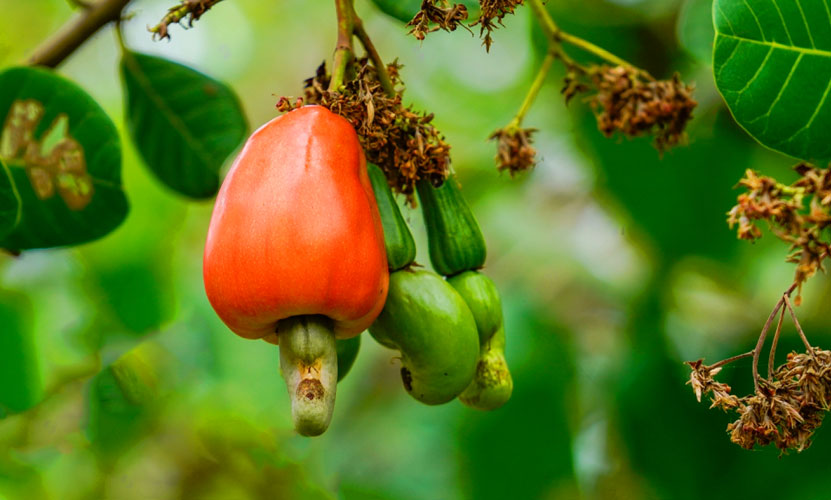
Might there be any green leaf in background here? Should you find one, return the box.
[94,259,173,335]
[86,341,165,458]
[0,66,128,250]
[0,158,21,240]
[0,290,42,416]
[713,0,831,162]
[458,301,577,500]
[120,51,248,199]
[579,107,754,263]
[678,0,715,63]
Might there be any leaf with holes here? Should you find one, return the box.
[0,66,128,251]
[713,0,831,162]
[0,158,20,241]
[121,51,248,199]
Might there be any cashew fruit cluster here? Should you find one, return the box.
[203,106,511,437]
[418,177,513,410]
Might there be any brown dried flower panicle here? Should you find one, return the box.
[688,348,831,453]
[407,0,470,41]
[728,164,831,289]
[407,0,523,50]
[489,126,537,175]
[587,66,697,151]
[472,0,524,51]
[149,0,224,40]
[278,59,450,198]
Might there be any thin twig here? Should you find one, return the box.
[752,282,799,392]
[29,0,131,68]
[526,0,649,78]
[767,304,787,379]
[752,301,785,393]
[148,0,225,40]
[352,14,395,98]
[506,48,555,130]
[709,351,754,370]
[784,294,814,352]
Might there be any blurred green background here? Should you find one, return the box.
[3,0,831,499]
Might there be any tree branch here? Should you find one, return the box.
[352,16,394,98]
[329,0,355,91]
[29,0,131,68]
[506,49,555,130]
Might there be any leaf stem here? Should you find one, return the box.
[329,0,355,91]
[507,49,555,130]
[28,0,131,68]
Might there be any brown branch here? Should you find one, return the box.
[149,0,226,41]
[784,294,814,352]
[708,351,754,370]
[352,16,394,98]
[767,304,787,379]
[28,0,131,68]
[752,282,799,392]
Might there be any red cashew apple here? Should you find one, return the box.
[203,105,389,436]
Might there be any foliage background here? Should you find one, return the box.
[2,0,831,498]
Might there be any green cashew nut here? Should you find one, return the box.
[336,335,361,382]
[277,315,337,437]
[369,269,479,405]
[459,326,513,410]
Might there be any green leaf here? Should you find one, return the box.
[86,341,165,458]
[713,0,831,162]
[0,158,21,240]
[370,0,421,22]
[678,0,715,63]
[120,51,248,199]
[0,66,128,250]
[0,290,42,416]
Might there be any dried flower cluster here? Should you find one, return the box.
[489,126,537,175]
[149,0,225,40]
[584,66,697,151]
[277,59,450,198]
[688,349,831,453]
[407,0,470,41]
[407,0,523,50]
[728,164,831,290]
[472,0,524,51]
